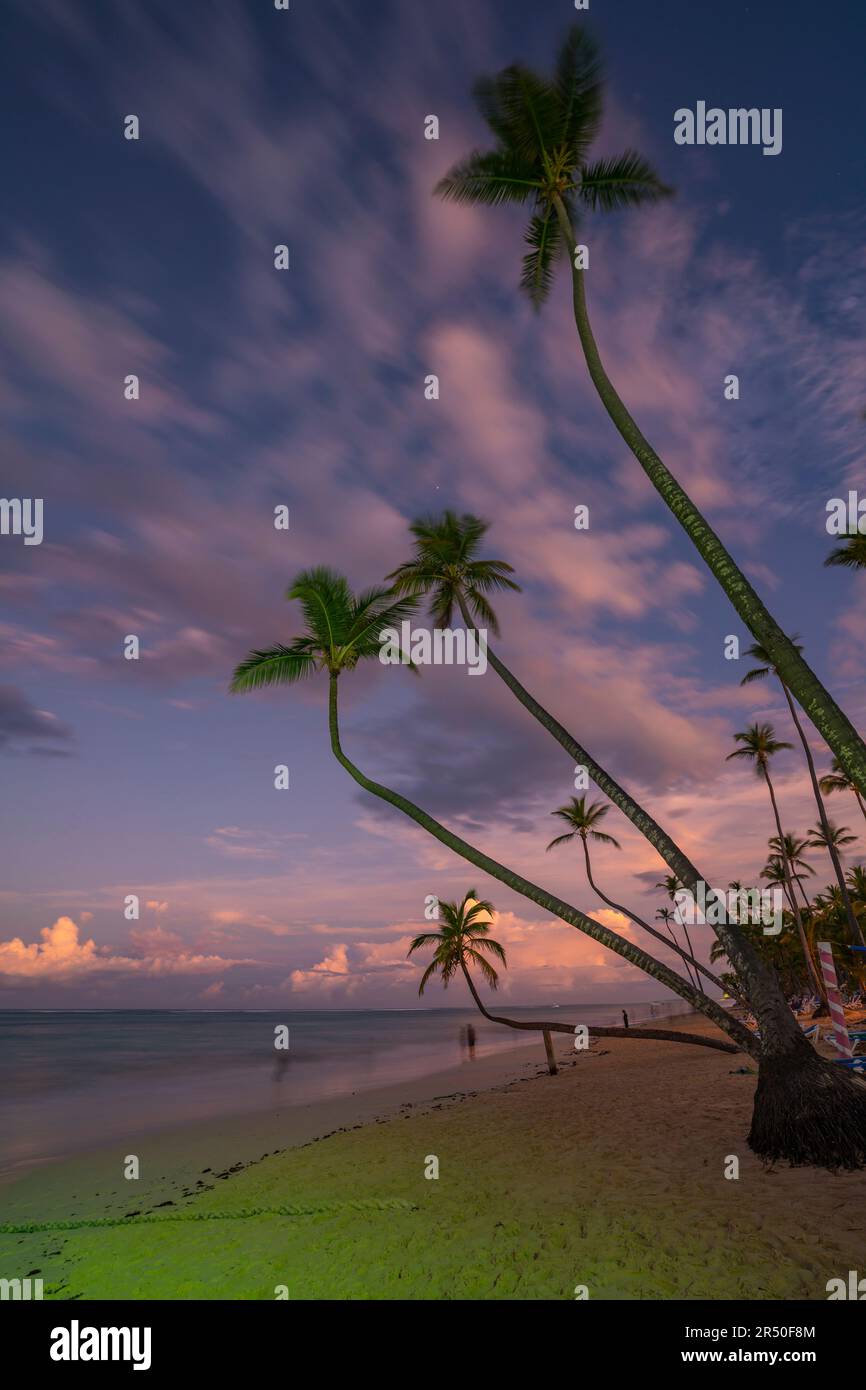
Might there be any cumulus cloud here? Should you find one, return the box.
[0,917,254,985]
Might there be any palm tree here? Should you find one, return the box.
[655,874,703,996]
[434,23,866,800]
[825,534,866,570]
[654,906,700,993]
[408,889,739,1063]
[806,820,858,855]
[821,758,866,829]
[388,512,781,1034]
[742,640,864,945]
[767,833,814,911]
[230,568,751,1044]
[727,724,824,1003]
[231,570,866,1167]
[762,854,800,915]
[545,796,725,995]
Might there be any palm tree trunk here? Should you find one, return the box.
[328,672,756,1053]
[781,682,865,946]
[552,193,866,804]
[457,962,738,1053]
[854,787,866,828]
[330,675,866,1166]
[454,595,778,1017]
[579,833,731,998]
[761,764,825,1002]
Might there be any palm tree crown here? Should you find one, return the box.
[546,795,621,851]
[727,722,794,773]
[407,889,507,995]
[229,567,419,690]
[739,637,803,686]
[806,820,858,853]
[386,511,519,636]
[825,534,866,570]
[434,25,671,306]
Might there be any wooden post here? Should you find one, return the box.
[542,1029,558,1075]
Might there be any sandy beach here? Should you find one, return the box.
[2,1012,864,1300]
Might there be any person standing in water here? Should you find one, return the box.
[622,1010,629,1030]
[466,1023,476,1057]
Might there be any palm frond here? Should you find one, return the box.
[230,642,318,693]
[520,208,563,307]
[578,151,673,212]
[434,148,541,207]
[553,25,603,158]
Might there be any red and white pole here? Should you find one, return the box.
[817,940,853,1058]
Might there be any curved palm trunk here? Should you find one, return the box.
[329,676,866,1166]
[458,962,738,1053]
[761,763,825,1004]
[552,193,866,803]
[328,673,756,1054]
[854,788,866,828]
[579,833,732,999]
[454,595,779,1015]
[781,682,865,947]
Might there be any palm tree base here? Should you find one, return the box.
[748,1048,866,1169]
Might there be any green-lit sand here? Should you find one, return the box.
[3,1018,863,1300]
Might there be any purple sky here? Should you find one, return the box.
[2,0,865,1008]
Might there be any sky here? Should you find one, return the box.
[1,0,865,1010]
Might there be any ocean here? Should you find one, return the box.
[0,1001,690,1172]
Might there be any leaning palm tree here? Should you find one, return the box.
[742,640,864,945]
[545,796,724,994]
[727,724,824,1004]
[821,757,866,829]
[230,569,747,1043]
[408,889,738,1067]
[231,570,866,1167]
[434,23,866,799]
[825,534,866,570]
[389,511,772,1027]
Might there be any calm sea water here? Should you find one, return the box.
[0,1002,689,1171]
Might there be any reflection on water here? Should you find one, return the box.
[0,1002,690,1168]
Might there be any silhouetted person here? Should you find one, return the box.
[466,1023,476,1057]
[622,1010,629,1030]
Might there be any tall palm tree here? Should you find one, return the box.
[825,534,866,570]
[821,758,866,829]
[545,796,726,995]
[742,640,864,945]
[434,23,866,800]
[407,889,739,1062]
[727,724,824,1002]
[388,511,778,1028]
[231,570,866,1167]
